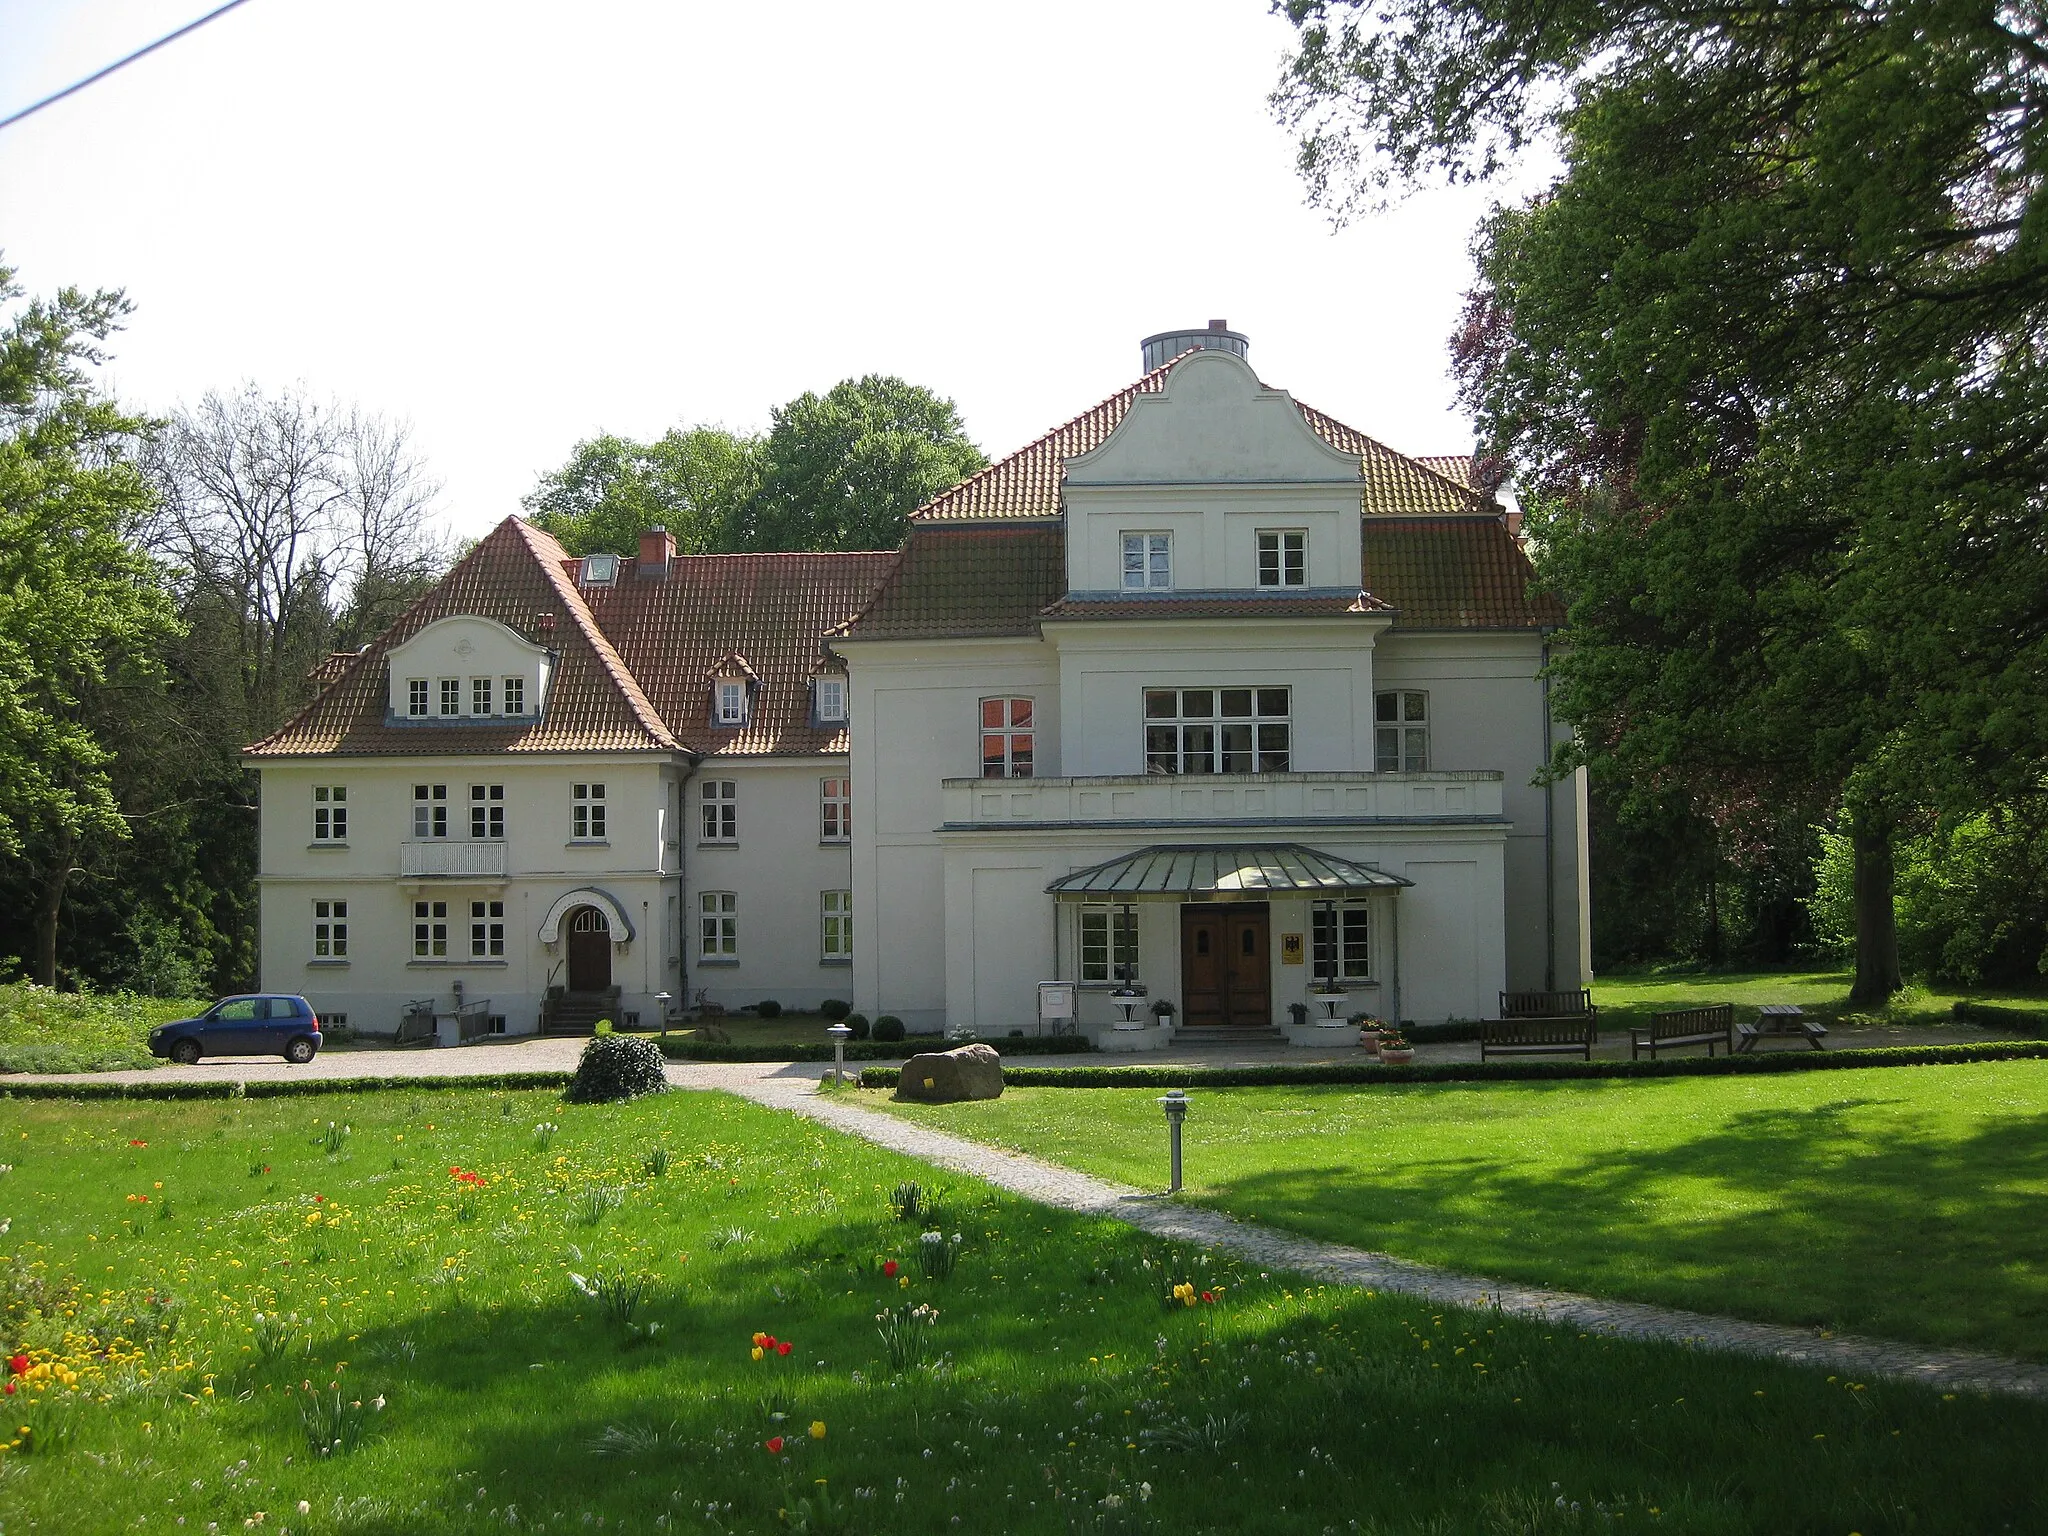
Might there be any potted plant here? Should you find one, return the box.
[1376,1030,1414,1065]
[1351,1013,1384,1053]
[1149,998,1176,1024]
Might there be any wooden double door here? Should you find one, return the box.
[1179,903,1271,1028]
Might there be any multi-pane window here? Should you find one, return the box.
[1311,904,1372,982]
[716,679,748,725]
[821,890,852,960]
[472,677,494,715]
[815,677,846,722]
[469,783,505,839]
[1257,530,1306,587]
[470,899,505,958]
[820,777,851,842]
[412,899,448,958]
[1121,532,1171,591]
[571,782,606,840]
[503,676,526,715]
[700,780,737,842]
[412,783,448,838]
[1143,688,1291,774]
[699,891,737,958]
[313,899,348,958]
[1375,691,1429,773]
[1079,905,1138,984]
[439,678,461,716]
[312,785,347,841]
[407,679,429,717]
[980,698,1034,778]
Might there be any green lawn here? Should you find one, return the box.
[876,1061,2048,1361]
[1591,965,2048,1032]
[0,984,201,1073]
[0,1088,2040,1533]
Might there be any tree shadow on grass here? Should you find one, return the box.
[172,1207,2048,1536]
[1199,1099,2048,1358]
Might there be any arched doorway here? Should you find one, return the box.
[566,906,612,991]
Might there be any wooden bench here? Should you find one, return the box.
[1481,991,1599,1060]
[1630,1003,1733,1060]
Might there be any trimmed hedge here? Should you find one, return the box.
[662,1034,1093,1064]
[1951,1000,2048,1037]
[0,1071,574,1102]
[857,1039,2048,1090]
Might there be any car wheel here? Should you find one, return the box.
[284,1036,316,1065]
[169,1039,201,1065]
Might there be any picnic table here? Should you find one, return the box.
[1736,1003,1828,1053]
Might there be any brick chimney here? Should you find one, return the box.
[637,526,676,578]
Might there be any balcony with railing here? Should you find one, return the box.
[940,770,1503,830]
[398,840,510,880]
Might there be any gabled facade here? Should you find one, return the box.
[248,328,1587,1043]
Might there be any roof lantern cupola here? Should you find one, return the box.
[1139,318,1248,373]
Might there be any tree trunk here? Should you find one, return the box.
[1847,811,1903,1006]
[32,833,76,988]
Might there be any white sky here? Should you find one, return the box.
[0,0,1546,543]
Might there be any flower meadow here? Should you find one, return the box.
[0,1089,2039,1534]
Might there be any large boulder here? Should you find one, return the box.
[895,1043,1003,1103]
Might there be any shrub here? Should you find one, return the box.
[819,998,851,1021]
[873,1015,905,1042]
[754,999,783,1019]
[844,1012,871,1040]
[564,1034,667,1104]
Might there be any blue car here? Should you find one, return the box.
[149,995,323,1065]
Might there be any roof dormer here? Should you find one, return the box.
[707,653,759,728]
[387,616,554,725]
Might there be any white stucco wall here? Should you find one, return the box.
[1370,631,1588,991]
[682,757,857,1012]
[382,616,554,722]
[1046,618,1389,777]
[257,753,681,1034]
[839,638,1058,1031]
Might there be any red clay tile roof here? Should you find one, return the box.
[577,550,898,755]
[833,525,1065,640]
[1362,516,1564,629]
[1038,590,1392,621]
[910,354,1494,523]
[1414,453,1476,488]
[247,519,678,758]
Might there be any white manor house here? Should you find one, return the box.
[250,326,1590,1046]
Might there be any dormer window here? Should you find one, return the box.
[814,675,846,724]
[716,678,749,726]
[581,553,618,587]
[387,616,552,725]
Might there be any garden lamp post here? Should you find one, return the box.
[655,992,673,1039]
[1158,1089,1189,1193]
[827,1020,852,1084]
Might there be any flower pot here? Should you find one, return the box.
[1358,1029,1382,1054]
[1379,1047,1415,1065]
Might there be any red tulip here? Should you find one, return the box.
[883,1260,898,1278]
[3,1381,14,1395]
[776,1341,792,1356]
[7,1355,28,1375]
[765,1436,784,1454]
[129,1139,146,1147]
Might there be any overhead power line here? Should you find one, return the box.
[0,0,259,134]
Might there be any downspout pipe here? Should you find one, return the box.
[1539,627,1557,993]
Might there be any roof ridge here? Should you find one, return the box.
[511,517,680,751]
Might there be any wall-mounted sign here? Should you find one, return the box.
[1280,933,1304,965]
